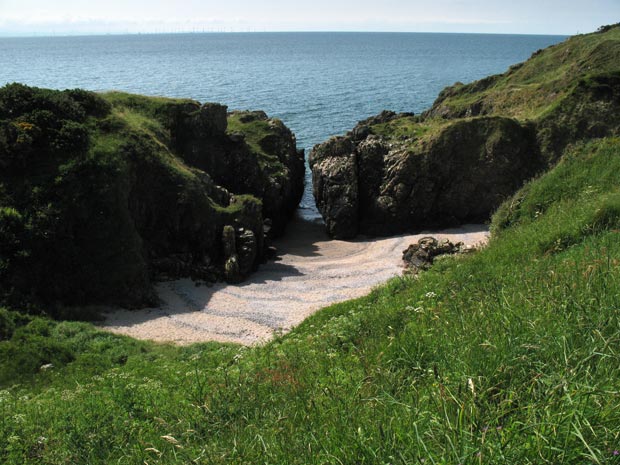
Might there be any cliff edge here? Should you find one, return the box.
[310,24,620,238]
[0,86,304,312]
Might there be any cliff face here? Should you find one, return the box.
[0,85,304,311]
[311,117,540,238]
[310,24,620,239]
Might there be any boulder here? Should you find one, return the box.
[402,236,465,273]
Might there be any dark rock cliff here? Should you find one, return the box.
[310,117,540,238]
[0,85,304,312]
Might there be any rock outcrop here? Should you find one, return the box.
[0,85,304,311]
[311,25,620,238]
[311,117,540,238]
[402,236,471,273]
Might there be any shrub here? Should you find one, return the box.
[0,307,15,340]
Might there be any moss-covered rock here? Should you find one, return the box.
[0,84,304,314]
[311,25,620,238]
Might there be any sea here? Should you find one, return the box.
[0,32,566,219]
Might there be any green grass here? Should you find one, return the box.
[492,138,620,233]
[227,112,287,175]
[428,24,620,120]
[101,91,198,124]
[2,137,620,463]
[370,116,440,140]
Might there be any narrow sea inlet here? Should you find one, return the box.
[0,32,565,218]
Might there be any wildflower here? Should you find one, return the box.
[425,291,437,298]
[614,450,619,456]
[406,305,424,313]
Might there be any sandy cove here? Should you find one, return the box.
[100,217,489,345]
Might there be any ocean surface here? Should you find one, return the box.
[0,32,566,219]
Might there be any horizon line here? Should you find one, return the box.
[0,29,574,39]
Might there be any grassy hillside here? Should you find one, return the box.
[426,24,620,120]
[2,135,620,463]
[309,24,620,239]
[3,26,620,464]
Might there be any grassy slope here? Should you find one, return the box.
[226,112,291,187]
[2,137,620,463]
[3,28,620,464]
[369,25,620,154]
[428,26,620,120]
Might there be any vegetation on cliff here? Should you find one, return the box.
[310,24,620,238]
[0,85,304,314]
[2,133,620,463]
[2,25,620,465]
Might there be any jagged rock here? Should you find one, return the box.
[237,229,258,276]
[199,102,228,135]
[222,225,237,258]
[311,117,540,238]
[239,111,268,123]
[402,237,465,273]
[309,137,359,238]
[229,132,245,143]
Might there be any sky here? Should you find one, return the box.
[0,0,618,36]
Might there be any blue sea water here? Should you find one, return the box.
[0,32,566,218]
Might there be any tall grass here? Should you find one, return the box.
[2,138,620,463]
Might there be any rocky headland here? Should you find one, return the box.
[310,25,620,238]
[0,86,304,312]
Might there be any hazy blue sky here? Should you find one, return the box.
[0,0,618,36]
